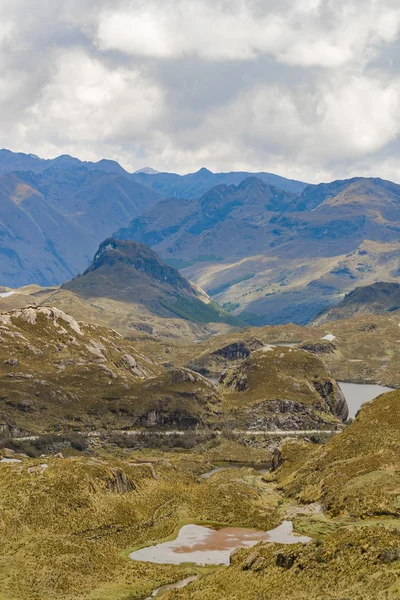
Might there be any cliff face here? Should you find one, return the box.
[89,238,195,294]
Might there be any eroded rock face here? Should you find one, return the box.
[313,380,348,421]
[213,340,263,361]
[0,306,163,433]
[187,338,263,376]
[299,341,336,354]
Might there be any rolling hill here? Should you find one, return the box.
[315,281,400,323]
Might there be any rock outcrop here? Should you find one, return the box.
[219,346,348,429]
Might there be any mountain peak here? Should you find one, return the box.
[196,167,213,175]
[134,167,160,175]
[62,238,239,326]
[64,237,198,302]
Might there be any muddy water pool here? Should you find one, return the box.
[130,521,311,566]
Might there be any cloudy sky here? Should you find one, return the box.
[1,0,400,182]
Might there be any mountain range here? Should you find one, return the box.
[0,149,306,289]
[117,176,400,324]
[2,149,400,325]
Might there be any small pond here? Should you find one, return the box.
[339,382,395,419]
[129,521,311,566]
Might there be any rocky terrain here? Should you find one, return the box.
[0,305,349,435]
[167,311,400,389]
[1,151,400,600]
[217,346,348,430]
[0,306,165,434]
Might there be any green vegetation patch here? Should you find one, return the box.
[159,296,243,326]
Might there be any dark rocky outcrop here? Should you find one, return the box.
[106,468,136,494]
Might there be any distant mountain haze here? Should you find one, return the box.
[116,176,400,325]
[131,166,307,196]
[0,149,308,288]
[0,163,161,287]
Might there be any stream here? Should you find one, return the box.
[145,576,198,599]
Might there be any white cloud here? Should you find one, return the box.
[1,0,400,183]
[95,1,400,67]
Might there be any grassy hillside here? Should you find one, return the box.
[276,390,400,518]
[0,452,279,600]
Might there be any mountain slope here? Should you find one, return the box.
[0,167,161,287]
[63,238,240,326]
[278,389,400,517]
[315,281,400,323]
[116,177,296,260]
[117,176,400,325]
[217,345,348,430]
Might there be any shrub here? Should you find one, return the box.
[0,434,88,457]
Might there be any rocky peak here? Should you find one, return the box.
[82,238,194,292]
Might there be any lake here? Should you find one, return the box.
[338,382,395,419]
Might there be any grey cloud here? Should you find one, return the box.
[0,0,400,182]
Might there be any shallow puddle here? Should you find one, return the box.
[200,463,271,479]
[130,521,311,566]
[339,382,395,419]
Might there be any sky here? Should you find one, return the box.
[1,0,400,182]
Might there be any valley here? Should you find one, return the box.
[0,151,399,600]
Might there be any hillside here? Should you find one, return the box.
[62,238,240,326]
[118,176,400,325]
[315,281,400,323]
[169,390,400,600]
[0,306,165,433]
[217,346,348,430]
[277,389,400,518]
[0,166,161,287]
